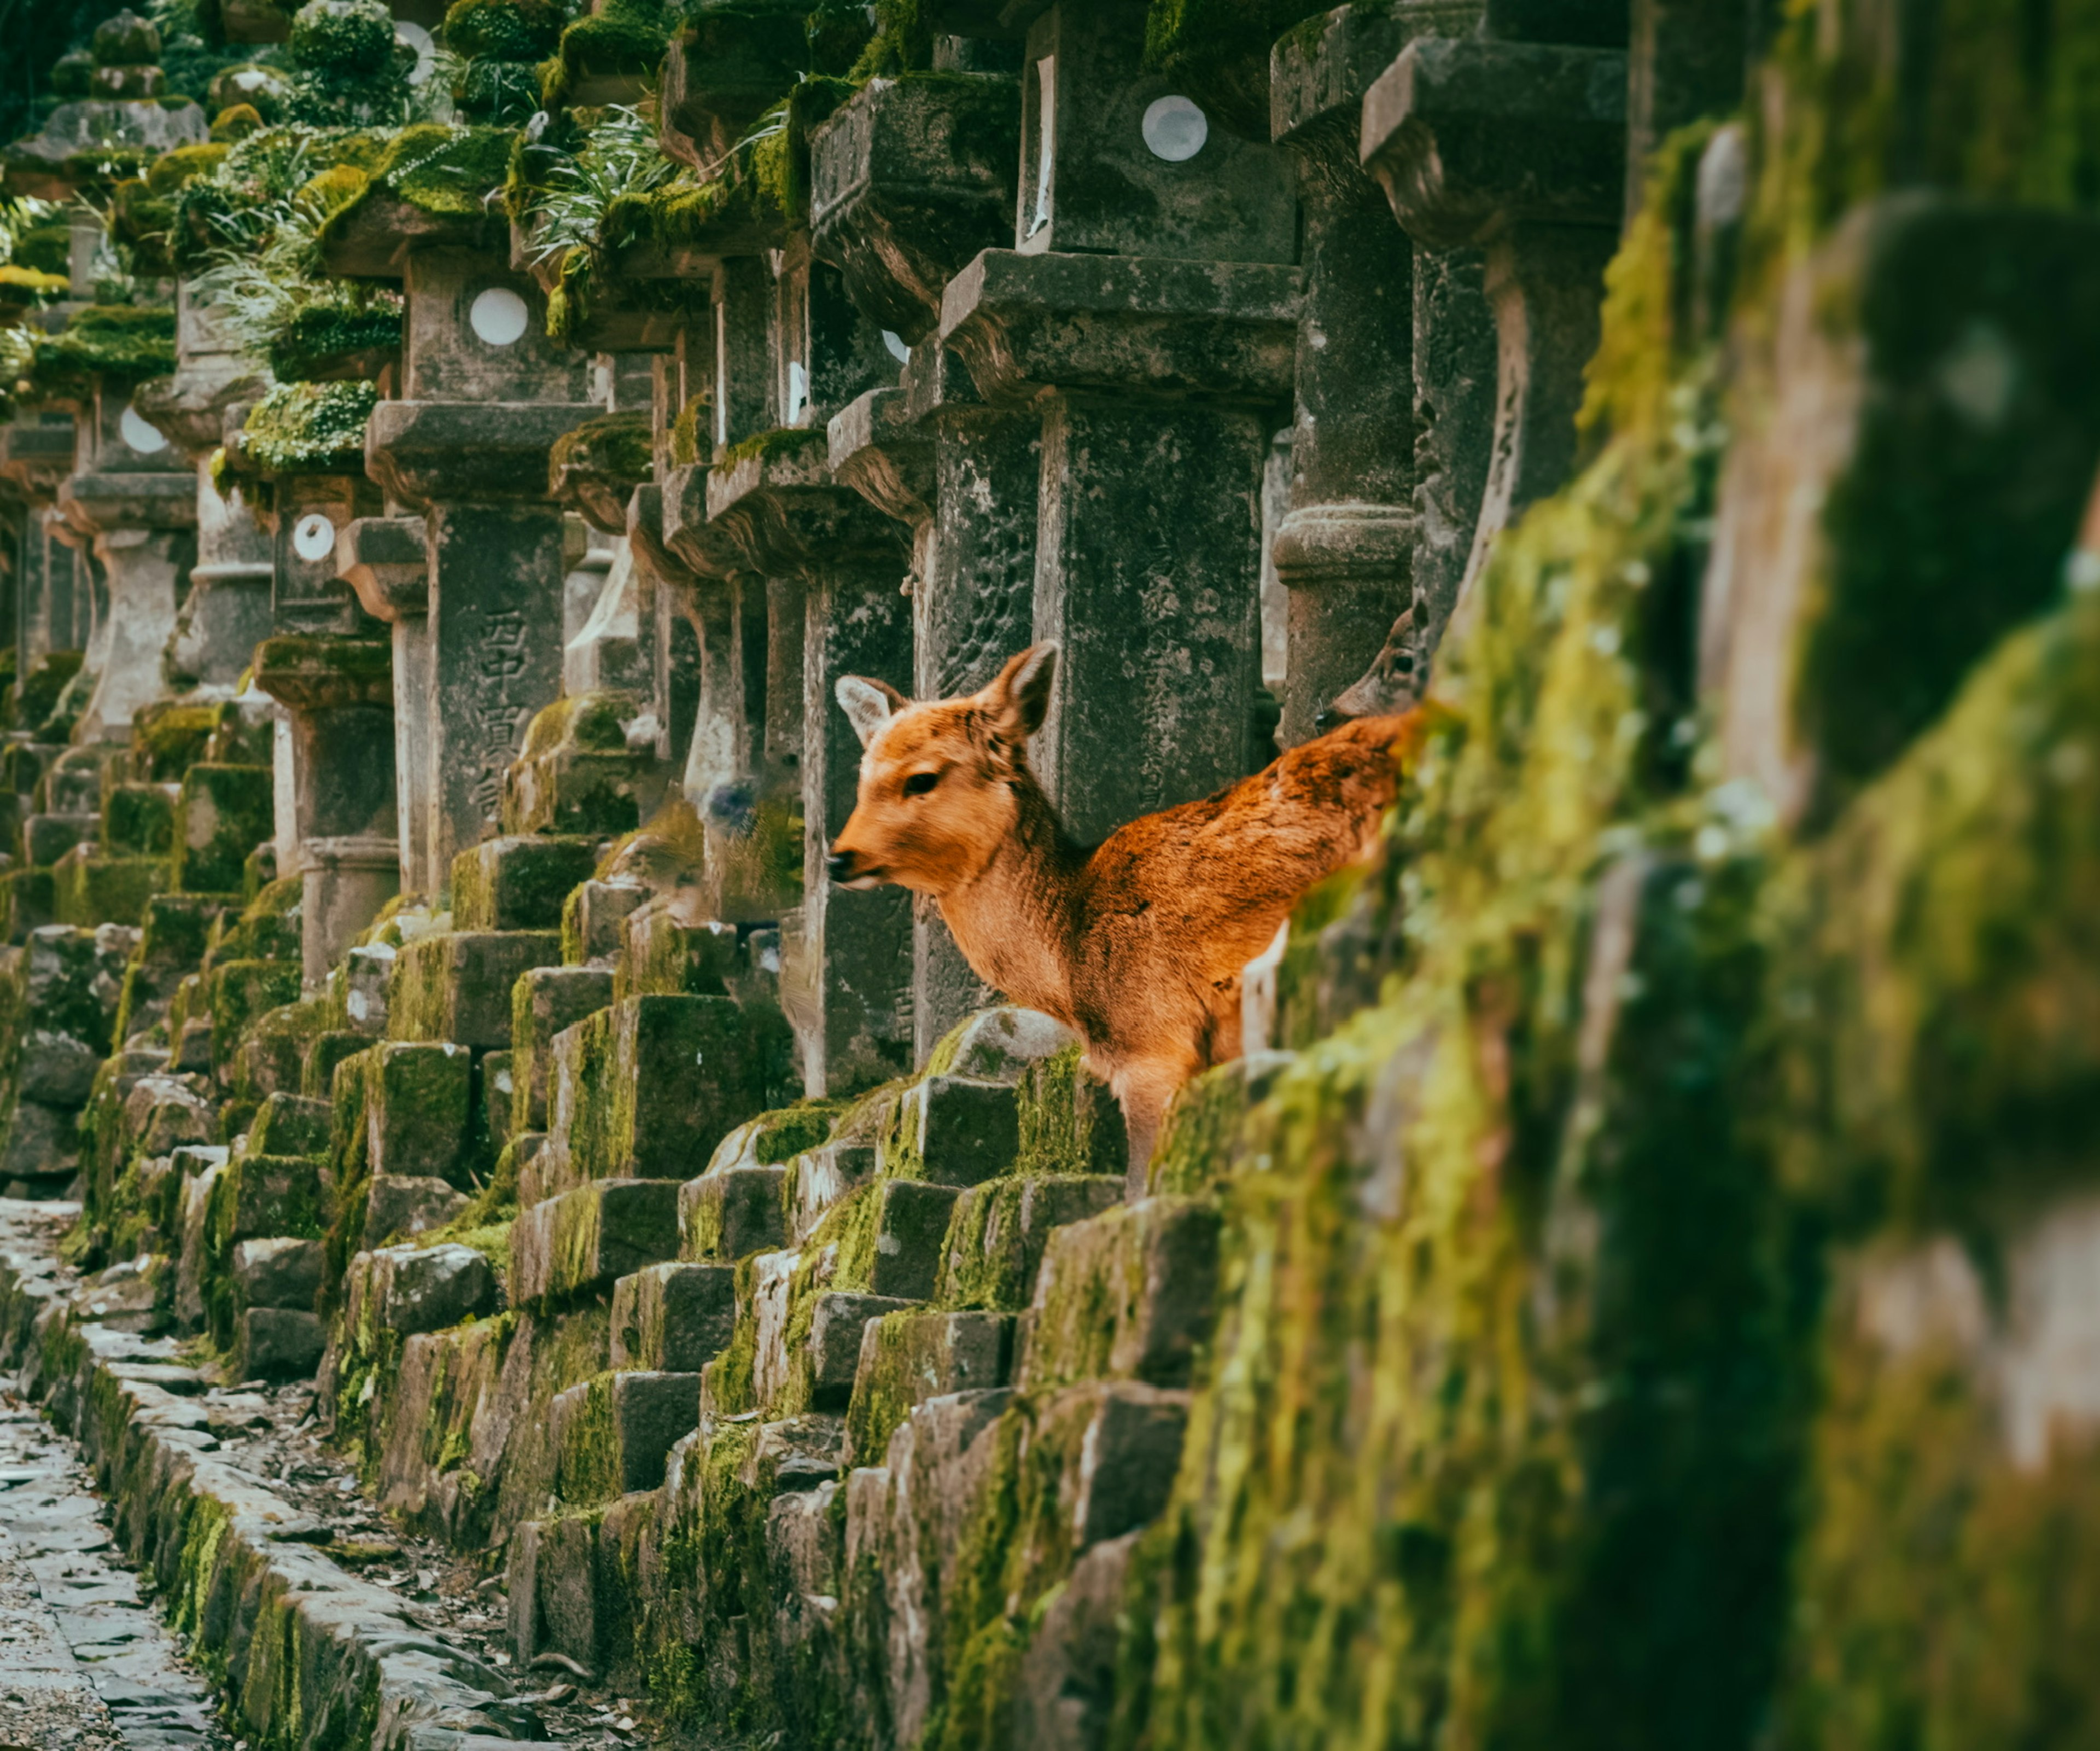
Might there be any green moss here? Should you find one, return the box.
[555,0,671,77]
[445,0,565,60]
[264,304,401,380]
[546,408,653,493]
[241,379,378,473]
[144,141,229,196]
[713,422,827,473]
[370,123,518,215]
[32,304,177,391]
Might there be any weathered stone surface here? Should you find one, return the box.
[388,930,562,1048]
[679,1165,788,1261]
[1020,1197,1222,1391]
[611,1260,737,1372]
[869,1178,962,1301]
[231,1236,322,1311]
[450,834,599,933]
[808,1291,918,1410]
[361,1173,470,1248]
[511,1177,682,1308]
[506,1511,602,1677]
[247,1090,330,1156]
[553,1369,701,1499]
[17,1029,101,1105]
[240,1306,326,1379]
[365,1040,474,1185]
[351,1242,500,1339]
[845,1308,1014,1465]
[897,1073,1020,1186]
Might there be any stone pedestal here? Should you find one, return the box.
[367,399,598,891]
[704,438,913,1096]
[251,635,398,979]
[1363,32,1628,643]
[1269,3,1477,740]
[340,514,436,895]
[56,458,197,744]
[0,422,88,683]
[943,250,1297,841]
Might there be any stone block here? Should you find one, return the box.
[553,1370,702,1500]
[934,1007,1077,1085]
[1064,1382,1190,1552]
[18,1028,101,1104]
[344,943,393,1036]
[507,1513,602,1676]
[0,1099,80,1188]
[937,1173,1127,1311]
[231,1236,323,1311]
[869,1179,962,1302]
[741,1413,849,1497]
[301,1029,366,1099]
[353,1242,500,1337]
[896,1073,1020,1186]
[563,876,649,964]
[387,930,562,1048]
[218,1153,325,1246]
[22,811,96,866]
[481,1049,514,1145]
[510,963,612,1132]
[678,1165,787,1261]
[450,834,599,932]
[52,846,167,928]
[43,755,101,815]
[844,1309,1015,1465]
[785,1140,878,1243]
[100,781,175,856]
[1020,1198,1222,1392]
[511,1177,681,1308]
[366,1040,474,1184]
[361,1173,470,1248]
[555,994,774,1183]
[808,1292,917,1410]
[241,1307,326,1380]
[207,958,302,1076]
[612,907,739,1002]
[248,1091,330,1157]
[611,1261,737,1372]
[174,763,275,894]
[172,1017,214,1073]
[0,869,57,943]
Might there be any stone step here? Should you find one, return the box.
[610,1260,736,1372]
[510,963,612,1136]
[678,1164,787,1260]
[451,834,601,932]
[172,763,273,894]
[360,1172,470,1248]
[238,1306,325,1380]
[388,929,563,1048]
[551,1369,702,1501]
[808,1290,918,1412]
[364,1039,475,1184]
[511,1177,681,1309]
[52,845,167,928]
[935,1172,1126,1310]
[247,1089,331,1156]
[1018,1196,1222,1393]
[230,1236,322,1312]
[345,1241,501,1340]
[20,811,97,868]
[844,1308,1016,1465]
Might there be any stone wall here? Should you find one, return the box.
[0,0,2096,1747]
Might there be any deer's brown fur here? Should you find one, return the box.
[829,645,1424,1172]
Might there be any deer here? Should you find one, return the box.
[827,644,1426,1179]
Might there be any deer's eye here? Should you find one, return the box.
[902,771,941,798]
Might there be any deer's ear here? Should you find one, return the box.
[837,675,906,747]
[989,642,1057,740]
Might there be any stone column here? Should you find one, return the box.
[0,422,83,686]
[137,282,272,694]
[1269,3,1477,742]
[250,633,398,981]
[940,0,1299,842]
[361,240,597,892]
[340,514,435,895]
[1362,25,1629,642]
[707,441,913,1096]
[55,383,198,744]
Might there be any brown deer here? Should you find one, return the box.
[827,644,1425,1176]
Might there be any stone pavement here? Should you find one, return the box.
[0,1401,225,1751]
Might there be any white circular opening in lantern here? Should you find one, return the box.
[292,513,335,563]
[396,21,436,85]
[1141,95,1208,162]
[119,405,168,455]
[469,286,529,347]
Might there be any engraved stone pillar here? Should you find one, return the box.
[340,514,435,895]
[1363,26,1629,643]
[55,383,199,744]
[251,633,398,981]
[941,0,1298,842]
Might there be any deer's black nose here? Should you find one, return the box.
[826,850,857,883]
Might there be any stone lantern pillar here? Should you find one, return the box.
[135,284,273,694]
[55,381,198,745]
[1269,2,1484,740]
[250,633,398,982]
[813,70,1036,1055]
[1361,10,1629,644]
[940,0,1299,843]
[340,199,598,894]
[0,422,87,688]
[338,514,435,894]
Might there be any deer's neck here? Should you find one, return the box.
[937,776,1086,1024]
